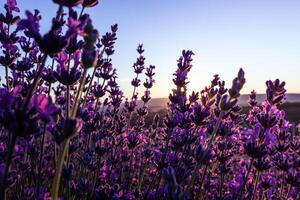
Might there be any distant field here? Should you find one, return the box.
[133,101,300,127]
[145,94,300,110]
[271,102,300,124]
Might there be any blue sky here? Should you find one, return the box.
[13,0,300,97]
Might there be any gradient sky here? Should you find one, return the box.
[13,0,300,97]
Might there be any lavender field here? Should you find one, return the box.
[0,0,300,200]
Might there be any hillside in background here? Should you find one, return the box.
[145,94,300,111]
[132,94,300,127]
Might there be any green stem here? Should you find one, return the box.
[259,190,264,200]
[0,133,17,199]
[54,143,57,168]
[187,161,201,191]
[5,24,10,90]
[66,54,71,118]
[189,111,224,199]
[22,54,48,110]
[82,68,96,106]
[51,138,70,200]
[219,169,225,199]
[51,69,88,200]
[279,174,284,198]
[137,161,148,192]
[238,159,254,200]
[48,59,55,97]
[79,6,85,17]
[206,111,224,149]
[36,123,47,197]
[251,171,260,200]
[285,185,292,199]
[91,158,101,198]
[82,48,105,106]
[71,69,87,119]
[125,149,135,192]
[5,65,9,90]
[56,5,63,20]
[198,164,208,196]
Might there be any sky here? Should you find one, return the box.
[11,0,300,97]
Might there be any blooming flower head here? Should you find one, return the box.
[17,10,41,38]
[266,79,286,105]
[6,0,19,13]
[30,94,59,123]
[229,68,245,99]
[0,1,298,199]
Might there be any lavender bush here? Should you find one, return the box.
[0,0,299,199]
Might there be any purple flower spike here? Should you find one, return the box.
[266,79,286,105]
[6,0,20,13]
[248,90,257,107]
[229,68,245,99]
[30,94,59,123]
[0,1,297,199]
[17,10,41,38]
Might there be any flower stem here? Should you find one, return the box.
[198,164,208,197]
[279,174,284,198]
[187,161,201,191]
[0,133,17,199]
[51,138,70,200]
[5,65,9,91]
[36,123,47,197]
[285,185,292,199]
[219,168,225,199]
[48,59,55,97]
[79,6,85,17]
[180,112,224,200]
[22,54,48,110]
[51,68,88,200]
[206,111,224,149]
[71,69,87,119]
[5,24,10,90]
[238,158,254,200]
[251,171,260,200]
[82,68,96,106]
[192,111,224,198]
[137,160,149,192]
[82,48,105,106]
[66,54,72,118]
[56,5,63,20]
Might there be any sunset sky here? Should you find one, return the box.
[16,0,300,98]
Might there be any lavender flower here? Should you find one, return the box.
[0,1,298,200]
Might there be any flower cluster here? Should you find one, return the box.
[0,1,299,200]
